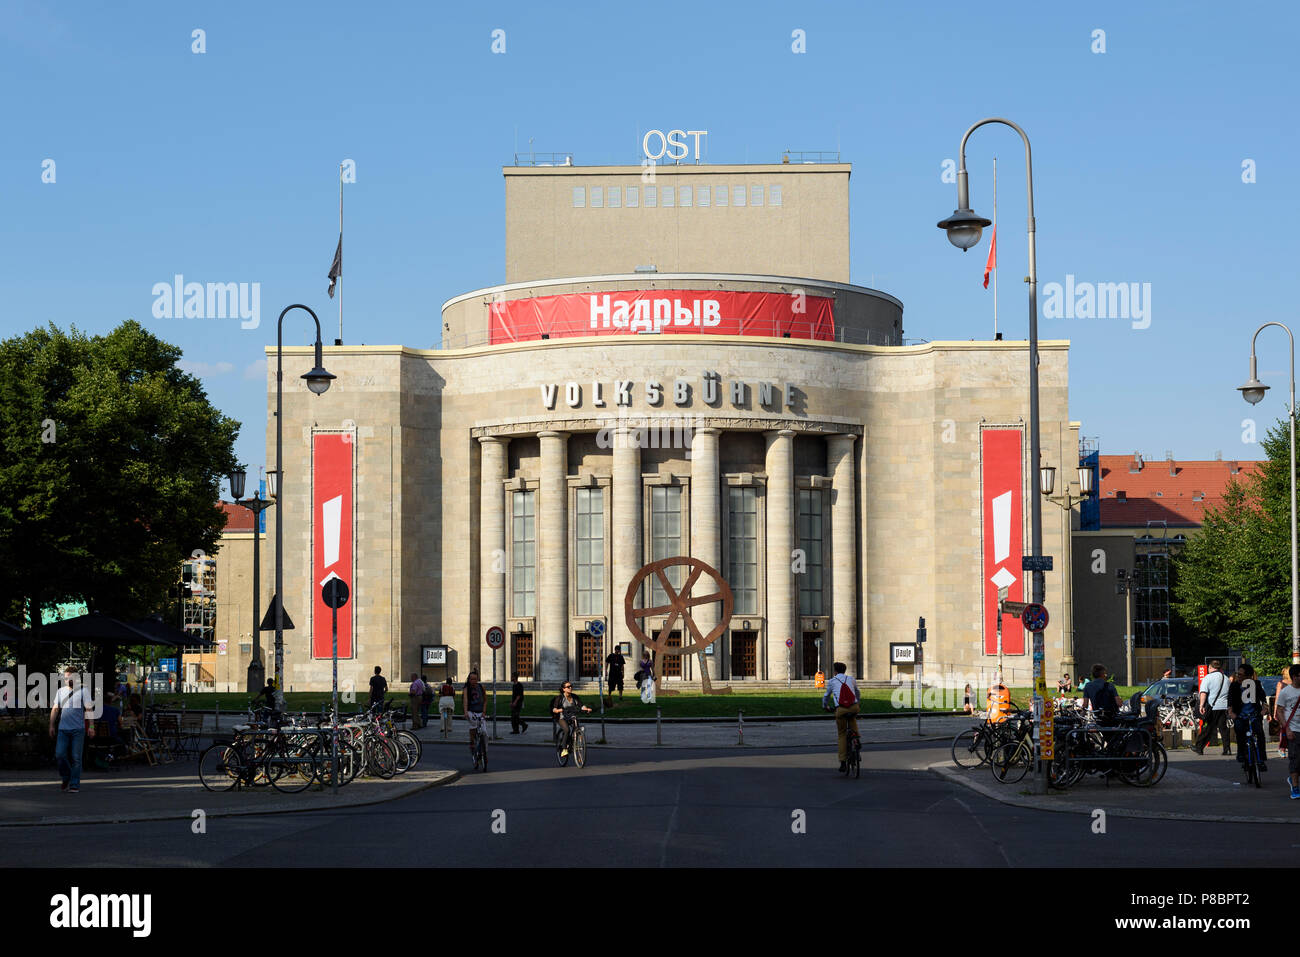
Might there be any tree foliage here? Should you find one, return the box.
[0,321,239,667]
[1172,420,1297,674]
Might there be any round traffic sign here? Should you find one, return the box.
[588,619,605,638]
[321,577,350,609]
[785,638,794,648]
[485,626,505,650]
[1021,603,1049,633]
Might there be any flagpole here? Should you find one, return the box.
[337,164,344,346]
[992,156,998,339]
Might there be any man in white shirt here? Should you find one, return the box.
[1192,659,1231,756]
[822,662,861,773]
[1273,664,1300,800]
[49,667,95,793]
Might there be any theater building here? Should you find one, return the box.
[247,156,1076,692]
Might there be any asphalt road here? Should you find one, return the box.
[2,740,1288,868]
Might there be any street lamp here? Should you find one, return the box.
[1041,464,1095,679]
[1237,321,1298,665]
[1115,568,1140,686]
[274,304,335,689]
[939,117,1048,791]
[228,466,274,693]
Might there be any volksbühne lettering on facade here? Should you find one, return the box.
[540,373,795,412]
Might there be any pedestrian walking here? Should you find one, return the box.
[408,673,426,728]
[638,651,655,704]
[510,672,528,734]
[49,667,94,793]
[1192,659,1232,755]
[605,647,626,702]
[419,674,433,729]
[438,676,455,738]
[368,666,388,710]
[1272,664,1300,799]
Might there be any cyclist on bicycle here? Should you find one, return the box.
[463,671,487,759]
[822,662,860,773]
[550,681,592,758]
[1229,663,1268,774]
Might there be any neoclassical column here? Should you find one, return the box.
[478,438,508,677]
[690,427,721,680]
[611,426,641,664]
[538,431,570,682]
[764,429,796,680]
[827,434,858,676]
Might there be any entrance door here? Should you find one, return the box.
[578,632,600,679]
[511,634,534,679]
[732,631,757,677]
[662,630,682,678]
[802,633,821,677]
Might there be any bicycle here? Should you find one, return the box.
[553,712,587,768]
[842,722,861,779]
[952,707,1028,770]
[1238,706,1265,789]
[468,712,488,771]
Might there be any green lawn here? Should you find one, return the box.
[140,684,1139,720]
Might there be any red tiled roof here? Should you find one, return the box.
[220,502,256,532]
[1098,455,1263,528]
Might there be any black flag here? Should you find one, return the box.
[327,235,342,298]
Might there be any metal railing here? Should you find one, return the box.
[513,152,574,167]
[781,150,841,164]
[434,324,906,351]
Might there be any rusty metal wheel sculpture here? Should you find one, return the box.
[623,557,734,695]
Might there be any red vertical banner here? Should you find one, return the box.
[313,434,354,659]
[981,429,1025,656]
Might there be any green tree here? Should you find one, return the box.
[0,321,239,669]
[1172,420,1297,674]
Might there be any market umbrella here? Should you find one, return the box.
[41,612,172,679]
[127,615,216,650]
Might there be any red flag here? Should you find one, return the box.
[983,226,997,289]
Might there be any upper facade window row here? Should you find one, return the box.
[571,184,784,209]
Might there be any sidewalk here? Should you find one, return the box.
[0,761,457,827]
[410,713,972,749]
[934,744,1300,824]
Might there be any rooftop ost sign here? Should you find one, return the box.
[489,290,835,344]
[642,129,708,161]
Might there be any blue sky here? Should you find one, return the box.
[2,0,1296,476]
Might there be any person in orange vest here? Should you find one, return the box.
[987,682,1012,723]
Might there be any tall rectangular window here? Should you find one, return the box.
[750,185,764,207]
[769,184,783,206]
[607,186,621,208]
[732,185,746,207]
[645,185,658,207]
[590,186,603,208]
[662,186,675,207]
[511,491,536,617]
[715,184,728,207]
[649,486,683,606]
[571,187,585,208]
[797,489,824,615]
[626,186,639,208]
[728,487,758,614]
[697,185,710,207]
[679,185,692,207]
[575,487,605,616]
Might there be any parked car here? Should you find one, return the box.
[1138,677,1198,704]
[144,671,175,694]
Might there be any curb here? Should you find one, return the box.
[417,733,956,750]
[0,768,460,829]
[929,762,1300,824]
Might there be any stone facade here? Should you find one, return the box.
[239,335,1073,692]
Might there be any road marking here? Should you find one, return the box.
[659,776,682,868]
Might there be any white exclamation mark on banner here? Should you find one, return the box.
[990,490,1017,590]
[320,494,342,587]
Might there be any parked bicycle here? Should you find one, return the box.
[951,707,1029,769]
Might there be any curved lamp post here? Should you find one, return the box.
[274,304,335,689]
[939,117,1047,792]
[1238,321,1298,665]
